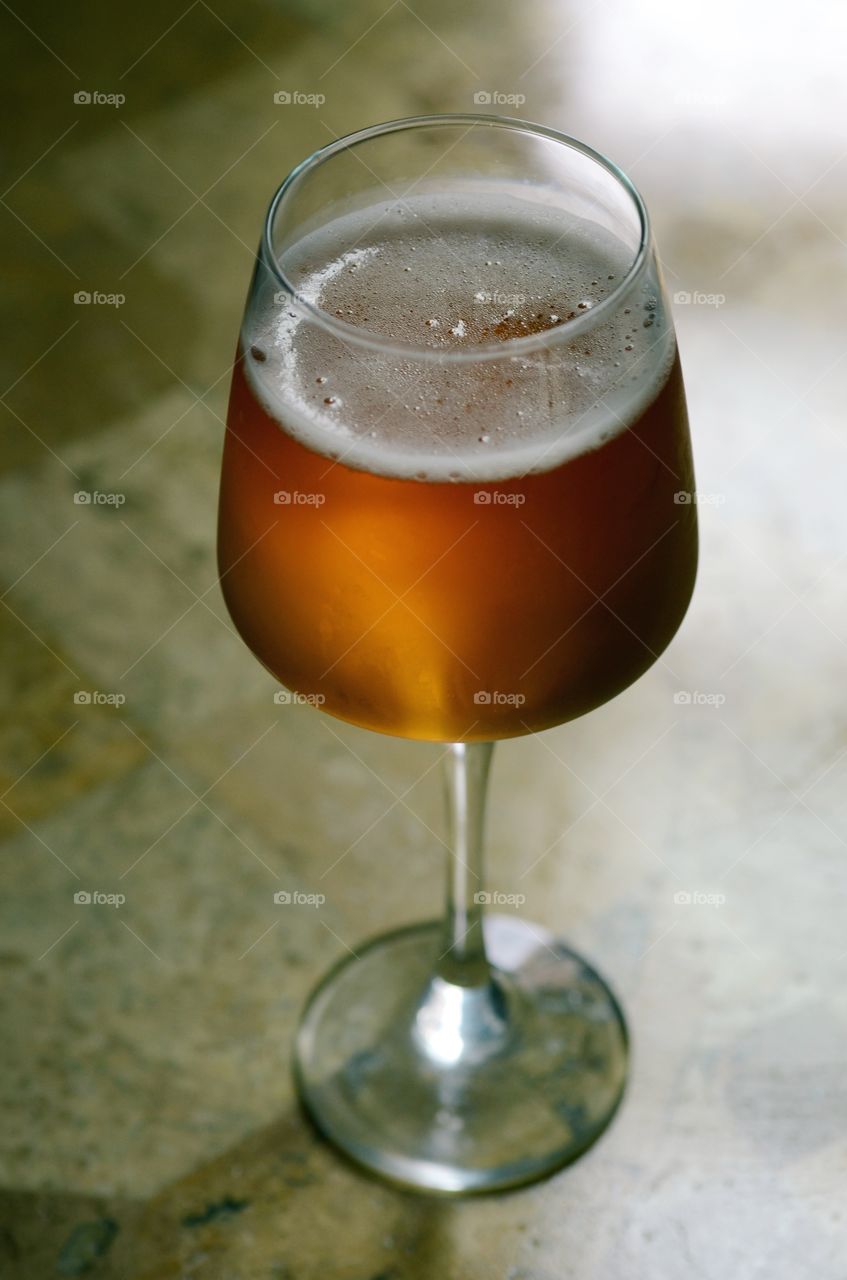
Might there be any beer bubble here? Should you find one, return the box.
[250,345,267,362]
[316,375,327,384]
[479,434,491,444]
[323,396,341,406]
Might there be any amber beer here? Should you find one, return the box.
[218,193,697,741]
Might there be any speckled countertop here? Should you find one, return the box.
[2,1,847,1276]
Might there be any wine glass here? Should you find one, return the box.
[218,114,697,1193]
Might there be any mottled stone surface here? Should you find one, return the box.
[2,0,847,1277]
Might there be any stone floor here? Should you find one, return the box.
[2,0,847,1276]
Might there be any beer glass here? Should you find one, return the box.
[218,115,697,1192]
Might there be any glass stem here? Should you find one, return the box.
[412,741,510,1066]
[437,741,494,987]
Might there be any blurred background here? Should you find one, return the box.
[2,1,846,1276]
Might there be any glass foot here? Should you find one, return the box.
[294,915,628,1193]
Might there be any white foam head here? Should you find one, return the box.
[244,184,675,481]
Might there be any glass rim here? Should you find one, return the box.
[261,113,652,364]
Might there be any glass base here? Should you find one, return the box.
[294,915,628,1193]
